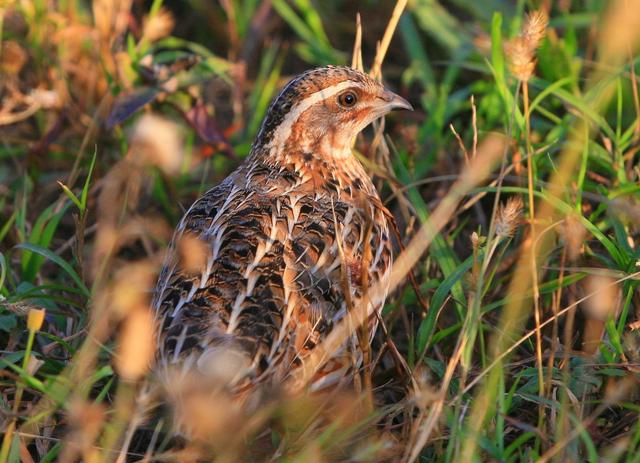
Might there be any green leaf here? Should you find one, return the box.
[0,252,6,292]
[15,243,90,298]
[40,443,61,463]
[417,254,474,353]
[21,203,71,282]
[0,210,16,244]
[272,0,341,64]
[80,147,98,214]
[410,0,467,52]
[0,314,17,332]
[550,86,615,140]
[57,181,82,211]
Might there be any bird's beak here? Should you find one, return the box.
[380,89,413,112]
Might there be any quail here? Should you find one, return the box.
[153,66,412,397]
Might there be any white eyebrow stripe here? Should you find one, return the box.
[268,80,366,154]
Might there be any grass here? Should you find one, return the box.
[1,0,640,461]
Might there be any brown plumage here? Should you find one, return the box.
[152,66,411,402]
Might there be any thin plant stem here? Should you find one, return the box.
[523,78,546,444]
[0,327,37,463]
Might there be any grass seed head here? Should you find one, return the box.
[505,37,536,82]
[470,230,486,249]
[130,114,183,174]
[558,214,587,261]
[60,399,107,461]
[582,274,621,322]
[505,10,548,82]
[0,40,28,75]
[163,369,245,443]
[495,196,523,239]
[523,11,549,49]
[115,305,156,381]
[110,263,157,319]
[473,31,492,55]
[142,8,175,43]
[178,233,209,275]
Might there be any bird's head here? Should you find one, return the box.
[254,66,412,162]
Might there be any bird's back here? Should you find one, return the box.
[153,153,393,392]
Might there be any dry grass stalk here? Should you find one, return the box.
[506,11,549,420]
[471,95,478,159]
[351,12,363,70]
[389,134,506,291]
[449,123,469,164]
[0,88,62,126]
[600,0,640,58]
[58,400,107,462]
[369,0,408,79]
[108,262,156,316]
[16,93,174,460]
[404,345,458,463]
[538,376,636,463]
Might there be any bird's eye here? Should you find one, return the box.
[338,91,358,108]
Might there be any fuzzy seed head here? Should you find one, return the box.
[505,10,548,82]
[116,305,156,381]
[505,37,536,81]
[495,196,523,238]
[177,233,209,275]
[142,8,175,43]
[582,274,621,321]
[559,214,587,261]
[523,11,549,49]
[130,114,183,174]
[0,40,27,75]
[470,231,485,250]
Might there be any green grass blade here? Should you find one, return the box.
[15,243,90,298]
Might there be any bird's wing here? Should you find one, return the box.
[154,177,285,369]
[153,180,392,388]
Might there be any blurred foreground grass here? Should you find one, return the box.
[1,0,640,461]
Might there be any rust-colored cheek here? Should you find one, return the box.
[351,107,371,123]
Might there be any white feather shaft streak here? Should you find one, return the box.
[289,134,506,391]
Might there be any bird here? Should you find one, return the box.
[152,65,412,405]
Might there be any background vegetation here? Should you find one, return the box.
[1,0,639,461]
